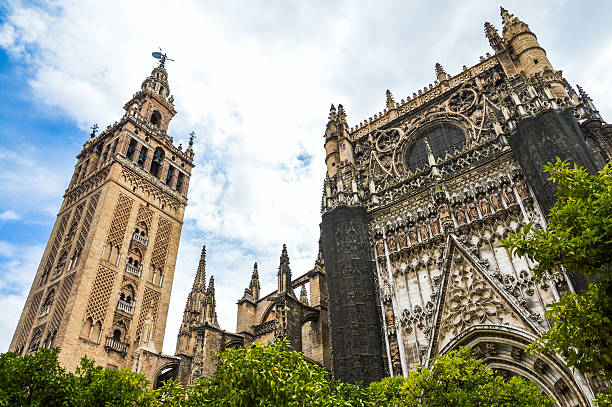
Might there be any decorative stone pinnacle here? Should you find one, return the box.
[386,90,395,110]
[435,63,447,81]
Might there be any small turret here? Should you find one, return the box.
[499,7,553,76]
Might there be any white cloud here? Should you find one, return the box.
[0,210,20,221]
[0,241,44,351]
[1,0,611,356]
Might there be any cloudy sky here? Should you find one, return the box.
[0,1,611,355]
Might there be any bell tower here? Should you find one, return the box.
[9,54,195,372]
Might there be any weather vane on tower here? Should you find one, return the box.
[152,48,174,68]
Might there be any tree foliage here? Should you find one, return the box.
[185,339,371,406]
[0,343,554,407]
[500,160,612,381]
[369,347,554,407]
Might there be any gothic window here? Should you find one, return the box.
[165,166,175,185]
[176,172,184,193]
[406,122,465,171]
[137,147,148,167]
[150,147,165,178]
[150,110,162,126]
[126,139,137,160]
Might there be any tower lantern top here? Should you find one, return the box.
[152,48,174,68]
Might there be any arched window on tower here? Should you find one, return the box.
[137,147,148,167]
[150,147,165,178]
[150,110,162,126]
[126,138,138,160]
[118,284,135,314]
[176,172,185,194]
[165,166,175,186]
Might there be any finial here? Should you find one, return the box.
[300,284,309,305]
[252,262,259,278]
[435,63,447,81]
[152,48,174,68]
[189,131,196,147]
[385,90,395,110]
[90,123,98,138]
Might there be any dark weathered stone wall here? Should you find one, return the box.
[510,109,598,216]
[320,205,385,384]
[510,109,599,291]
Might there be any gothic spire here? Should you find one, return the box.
[277,244,295,297]
[484,22,504,53]
[193,246,207,292]
[249,262,261,301]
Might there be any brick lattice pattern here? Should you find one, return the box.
[106,194,134,247]
[85,264,117,323]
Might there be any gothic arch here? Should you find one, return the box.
[260,301,276,324]
[437,325,592,407]
[153,362,179,389]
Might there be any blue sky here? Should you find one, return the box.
[1,0,611,355]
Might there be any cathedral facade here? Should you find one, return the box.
[318,8,610,406]
[8,7,611,407]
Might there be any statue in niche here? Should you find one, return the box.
[385,308,395,326]
[387,235,397,252]
[503,185,516,204]
[490,193,503,211]
[419,223,429,241]
[376,240,385,256]
[409,228,419,244]
[430,218,441,236]
[398,231,408,249]
[456,208,467,225]
[516,181,529,198]
[439,204,451,222]
[479,197,491,216]
[467,202,479,221]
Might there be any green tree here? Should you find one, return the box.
[500,160,612,380]
[368,347,554,407]
[73,356,158,406]
[185,339,372,407]
[0,348,75,407]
